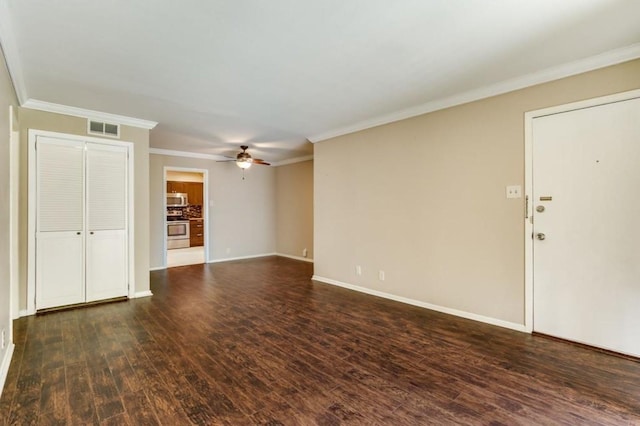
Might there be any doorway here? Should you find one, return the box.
[525,89,640,357]
[164,167,208,268]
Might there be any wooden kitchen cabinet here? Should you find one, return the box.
[168,181,203,206]
[190,219,204,247]
[167,181,186,194]
[186,182,204,206]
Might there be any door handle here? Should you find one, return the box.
[536,233,546,240]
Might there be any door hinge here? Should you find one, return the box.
[525,195,529,219]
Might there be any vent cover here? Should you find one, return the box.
[88,120,120,138]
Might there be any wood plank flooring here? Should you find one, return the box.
[1,256,639,425]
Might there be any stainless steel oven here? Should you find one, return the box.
[167,220,190,249]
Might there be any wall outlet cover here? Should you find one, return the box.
[506,185,522,199]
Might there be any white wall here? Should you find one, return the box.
[0,46,19,396]
[149,153,277,268]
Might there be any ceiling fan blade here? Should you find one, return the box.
[253,159,271,166]
[216,159,237,162]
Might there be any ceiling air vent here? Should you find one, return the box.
[88,119,120,138]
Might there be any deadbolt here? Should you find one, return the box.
[536,233,546,240]
[536,205,545,213]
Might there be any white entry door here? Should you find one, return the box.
[532,96,640,357]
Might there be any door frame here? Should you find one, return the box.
[523,88,640,333]
[9,106,19,320]
[163,166,209,267]
[27,129,135,315]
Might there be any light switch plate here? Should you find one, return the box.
[506,185,522,199]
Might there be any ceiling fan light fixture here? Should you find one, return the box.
[236,159,252,169]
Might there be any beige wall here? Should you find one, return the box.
[314,59,640,326]
[17,108,151,310]
[149,153,276,268]
[275,160,313,260]
[0,47,18,376]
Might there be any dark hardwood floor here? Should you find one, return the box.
[1,256,639,425]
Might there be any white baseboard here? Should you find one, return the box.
[207,253,276,264]
[18,309,30,318]
[149,266,165,271]
[276,253,314,263]
[132,291,153,299]
[0,343,15,399]
[311,275,527,333]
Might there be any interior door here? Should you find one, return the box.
[35,137,85,309]
[86,143,128,302]
[532,97,640,357]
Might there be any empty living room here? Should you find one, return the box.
[1,1,640,424]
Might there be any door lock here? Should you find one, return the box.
[536,205,545,213]
[536,233,546,240]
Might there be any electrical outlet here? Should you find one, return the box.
[226,248,231,254]
[506,185,522,199]
[302,248,308,258]
[379,270,385,281]
[355,265,362,276]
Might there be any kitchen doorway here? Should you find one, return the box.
[164,167,208,268]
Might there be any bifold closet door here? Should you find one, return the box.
[86,143,129,302]
[35,137,85,309]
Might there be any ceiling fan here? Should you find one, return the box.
[218,145,271,169]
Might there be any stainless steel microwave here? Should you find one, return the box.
[167,193,188,207]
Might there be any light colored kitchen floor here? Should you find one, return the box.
[167,246,205,268]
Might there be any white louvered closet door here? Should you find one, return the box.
[86,143,129,302]
[35,137,86,309]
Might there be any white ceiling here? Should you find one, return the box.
[2,0,640,163]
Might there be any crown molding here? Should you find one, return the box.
[22,99,158,129]
[149,148,228,161]
[151,148,313,166]
[0,0,27,103]
[309,42,640,143]
[272,155,314,167]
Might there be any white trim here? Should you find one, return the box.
[132,291,153,299]
[309,43,640,143]
[276,253,314,263]
[523,88,640,333]
[28,129,136,314]
[312,275,527,333]
[272,155,314,167]
[149,266,165,271]
[18,310,28,318]
[0,1,27,103]
[150,148,228,161]
[207,253,276,264]
[151,148,313,166]
[22,99,157,130]
[0,343,15,399]
[127,143,136,299]
[9,106,19,321]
